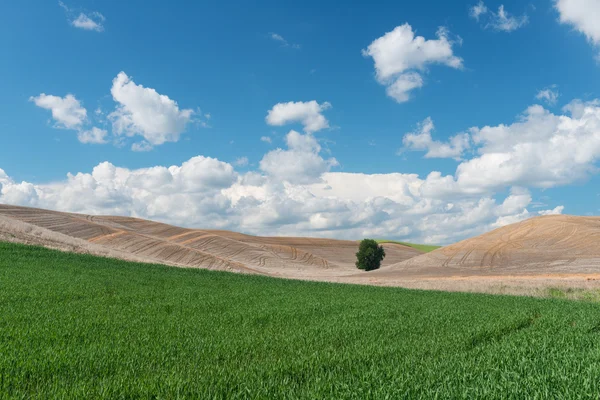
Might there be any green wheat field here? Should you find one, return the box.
[2,241,600,398]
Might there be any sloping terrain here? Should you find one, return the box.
[375,215,600,278]
[4,204,600,295]
[5,241,600,397]
[0,204,422,278]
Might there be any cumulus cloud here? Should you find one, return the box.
[59,1,105,32]
[30,72,203,149]
[470,2,528,32]
[422,100,600,194]
[538,205,565,215]
[402,117,470,159]
[259,130,339,184]
[1,157,236,227]
[0,169,39,207]
[536,86,559,105]
[385,72,424,103]
[362,24,463,102]
[0,157,563,245]
[12,100,600,245]
[77,127,108,144]
[555,0,600,46]
[0,169,9,185]
[30,93,87,129]
[266,101,332,133]
[30,93,107,145]
[109,71,196,146]
[260,136,272,144]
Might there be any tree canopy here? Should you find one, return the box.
[355,239,386,271]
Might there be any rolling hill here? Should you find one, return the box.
[0,204,422,279]
[376,215,600,277]
[3,204,600,295]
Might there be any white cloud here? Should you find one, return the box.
[9,99,600,245]
[71,13,104,32]
[30,93,87,129]
[538,205,565,215]
[469,1,488,21]
[170,156,237,191]
[1,157,237,229]
[269,33,300,49]
[30,93,107,145]
[131,141,153,152]
[495,187,532,215]
[260,136,272,144]
[271,33,285,43]
[31,72,203,149]
[0,143,567,246]
[0,169,39,207]
[555,0,600,46]
[0,169,9,185]
[429,100,600,193]
[487,5,528,32]
[362,24,463,102]
[108,72,195,146]
[266,101,332,133]
[536,86,559,105]
[59,2,104,32]
[77,127,108,144]
[260,130,339,184]
[471,3,528,32]
[402,117,470,159]
[0,182,39,207]
[0,158,560,245]
[234,157,249,167]
[385,72,424,103]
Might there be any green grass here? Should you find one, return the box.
[375,239,441,253]
[544,286,600,302]
[3,242,600,398]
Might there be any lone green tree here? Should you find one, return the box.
[355,239,386,271]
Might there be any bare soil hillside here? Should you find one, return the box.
[3,205,600,296]
[378,215,600,277]
[0,204,421,278]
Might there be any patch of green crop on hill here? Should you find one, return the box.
[2,241,600,398]
[375,239,441,253]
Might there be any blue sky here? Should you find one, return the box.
[1,0,599,244]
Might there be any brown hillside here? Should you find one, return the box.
[375,215,600,277]
[0,204,422,278]
[6,204,600,296]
